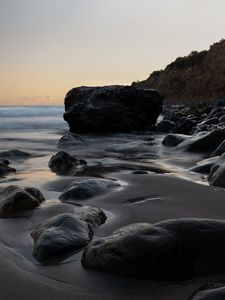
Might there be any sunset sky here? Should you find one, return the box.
[1,0,225,105]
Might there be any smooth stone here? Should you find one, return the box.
[0,185,45,217]
[64,85,163,133]
[58,133,86,148]
[59,179,120,201]
[0,149,31,159]
[162,133,187,147]
[48,151,87,175]
[156,120,176,133]
[175,117,196,134]
[31,213,93,263]
[82,218,225,281]
[189,282,225,300]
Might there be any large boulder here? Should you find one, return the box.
[59,179,120,202]
[82,218,225,281]
[63,85,163,133]
[176,129,225,154]
[0,185,45,217]
[162,133,187,147]
[210,140,225,157]
[156,120,176,133]
[31,213,93,263]
[48,151,87,175]
[190,157,218,174]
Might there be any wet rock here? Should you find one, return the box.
[208,153,225,187]
[210,140,225,157]
[31,213,93,263]
[58,133,86,148]
[0,149,31,159]
[175,117,196,134]
[190,157,218,174]
[64,85,163,133]
[76,205,107,227]
[132,170,150,174]
[82,218,225,281]
[219,115,225,123]
[0,160,16,176]
[59,179,120,201]
[198,117,219,126]
[48,151,87,175]
[156,120,176,133]
[176,129,225,154]
[162,133,187,147]
[189,282,225,300]
[0,185,45,217]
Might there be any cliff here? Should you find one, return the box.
[133,39,225,103]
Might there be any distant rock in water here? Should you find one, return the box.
[82,218,225,281]
[0,149,31,159]
[133,39,225,102]
[64,85,163,133]
[0,160,16,176]
[0,185,45,217]
[48,151,87,175]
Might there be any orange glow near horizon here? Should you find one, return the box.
[1,0,225,105]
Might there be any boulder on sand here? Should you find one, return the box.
[31,213,93,263]
[63,85,163,133]
[0,185,45,217]
[82,218,225,281]
[208,153,225,187]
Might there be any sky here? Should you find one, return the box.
[0,0,225,105]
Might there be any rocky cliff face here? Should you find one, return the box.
[133,39,225,103]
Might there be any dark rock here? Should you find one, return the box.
[58,133,86,148]
[76,205,107,227]
[82,218,225,281]
[0,185,45,217]
[48,151,86,175]
[0,160,16,176]
[208,153,225,187]
[59,179,120,202]
[31,213,93,263]
[176,129,225,154]
[190,157,218,174]
[175,117,196,134]
[162,133,187,147]
[0,149,31,159]
[198,117,219,126]
[156,120,176,133]
[219,115,225,123]
[132,170,150,174]
[189,282,225,300]
[210,140,225,157]
[64,85,163,133]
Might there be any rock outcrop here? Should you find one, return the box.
[64,85,163,133]
[133,39,225,102]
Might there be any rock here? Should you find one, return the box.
[76,205,107,227]
[190,157,218,174]
[59,179,120,202]
[31,213,93,263]
[198,117,219,126]
[48,151,87,175]
[189,282,225,300]
[210,140,225,157]
[132,170,150,174]
[208,153,225,187]
[0,149,31,159]
[82,218,225,281]
[0,185,45,217]
[64,85,163,133]
[58,133,86,148]
[176,129,225,154]
[219,115,225,123]
[175,117,196,134]
[0,160,16,176]
[162,133,187,147]
[156,120,176,133]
